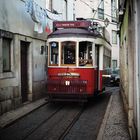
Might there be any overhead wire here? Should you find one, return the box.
[78,0,118,21]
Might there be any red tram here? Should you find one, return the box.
[46,20,111,102]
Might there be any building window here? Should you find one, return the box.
[98,0,104,20]
[2,37,12,72]
[46,0,53,11]
[112,30,117,44]
[63,0,68,20]
[112,60,117,69]
[98,8,104,19]
[111,0,117,22]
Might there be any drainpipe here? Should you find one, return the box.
[135,0,140,139]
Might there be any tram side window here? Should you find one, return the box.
[61,41,76,65]
[49,42,58,65]
[79,41,93,66]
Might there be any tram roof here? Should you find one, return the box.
[47,28,101,39]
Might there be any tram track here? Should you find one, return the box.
[24,103,84,140]
[22,105,64,140]
[58,104,84,140]
[0,103,64,140]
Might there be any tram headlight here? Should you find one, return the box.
[65,81,70,86]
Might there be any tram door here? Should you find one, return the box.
[20,41,29,103]
[95,45,99,92]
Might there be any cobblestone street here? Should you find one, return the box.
[97,87,130,140]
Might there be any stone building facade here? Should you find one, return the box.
[0,0,47,115]
[119,0,140,139]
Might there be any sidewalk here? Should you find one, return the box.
[0,98,47,128]
[97,87,131,140]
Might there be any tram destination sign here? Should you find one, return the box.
[53,21,91,30]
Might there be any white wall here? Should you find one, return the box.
[75,0,96,19]
[0,0,48,40]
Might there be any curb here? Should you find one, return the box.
[0,98,48,128]
[96,94,113,140]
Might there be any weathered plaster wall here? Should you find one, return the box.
[0,0,47,115]
[120,1,129,103]
[120,1,137,139]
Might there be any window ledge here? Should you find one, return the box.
[0,72,15,79]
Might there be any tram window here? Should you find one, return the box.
[61,41,76,65]
[79,41,93,66]
[49,42,58,65]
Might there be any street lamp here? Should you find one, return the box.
[104,18,110,27]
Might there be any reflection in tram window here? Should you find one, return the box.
[49,42,58,65]
[61,41,76,65]
[79,41,93,66]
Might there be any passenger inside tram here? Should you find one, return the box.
[62,41,76,65]
[65,51,75,64]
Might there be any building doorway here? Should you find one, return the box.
[20,41,30,103]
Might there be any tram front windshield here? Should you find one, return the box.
[49,41,93,67]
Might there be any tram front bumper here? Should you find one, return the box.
[46,79,88,101]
